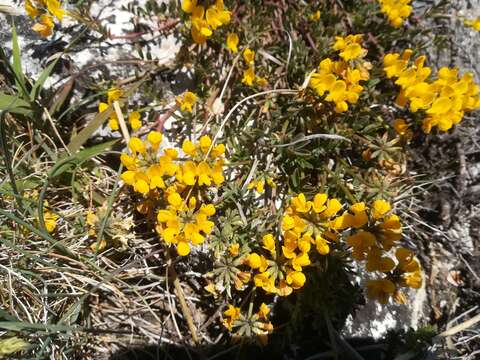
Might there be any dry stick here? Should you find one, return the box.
[165,264,184,341]
[113,101,131,144]
[200,51,242,135]
[206,89,299,158]
[437,313,480,338]
[170,264,200,344]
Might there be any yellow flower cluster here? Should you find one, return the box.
[227,194,422,305]
[330,199,422,304]
[156,197,216,256]
[465,17,480,32]
[120,133,225,255]
[175,91,197,113]
[98,88,143,132]
[223,303,273,343]
[310,35,371,113]
[384,50,480,133]
[25,0,64,37]
[247,177,276,194]
[377,0,413,28]
[238,193,342,297]
[241,48,268,88]
[182,0,231,45]
[366,247,422,304]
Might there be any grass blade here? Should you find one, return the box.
[0,93,33,116]
[11,22,28,99]
[30,55,61,101]
[66,107,112,153]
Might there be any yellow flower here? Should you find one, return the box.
[291,252,310,270]
[181,0,197,13]
[242,66,255,86]
[128,137,146,154]
[255,179,265,194]
[206,6,230,29]
[176,91,197,112]
[393,118,411,137]
[129,111,142,131]
[223,304,240,331]
[147,131,163,150]
[371,199,391,220]
[243,48,255,65]
[426,97,452,115]
[322,198,342,218]
[211,144,225,158]
[44,210,59,233]
[262,234,275,253]
[120,153,137,170]
[181,161,197,185]
[347,231,376,260]
[109,118,119,131]
[226,33,239,53]
[255,76,268,88]
[167,192,183,208]
[32,14,54,37]
[465,17,480,32]
[339,43,363,61]
[282,215,295,231]
[47,0,64,21]
[182,139,197,157]
[177,241,191,256]
[121,170,136,185]
[266,177,276,188]
[366,250,395,273]
[224,304,240,319]
[199,135,212,153]
[134,179,149,194]
[164,148,178,159]
[315,236,330,255]
[286,271,306,289]
[404,270,422,289]
[197,161,212,186]
[107,88,123,104]
[25,0,39,18]
[378,0,412,28]
[312,193,327,213]
[325,80,349,113]
[257,303,270,319]
[246,253,262,269]
[229,243,239,256]
[366,279,395,304]
[291,193,312,213]
[309,10,321,21]
[394,248,422,289]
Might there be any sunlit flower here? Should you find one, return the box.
[176,91,197,112]
[226,32,239,53]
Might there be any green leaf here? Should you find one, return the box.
[52,139,118,178]
[49,78,74,115]
[66,107,113,153]
[0,309,19,322]
[0,93,33,116]
[30,55,61,101]
[0,321,81,333]
[11,23,28,99]
[0,178,42,193]
[0,208,75,258]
